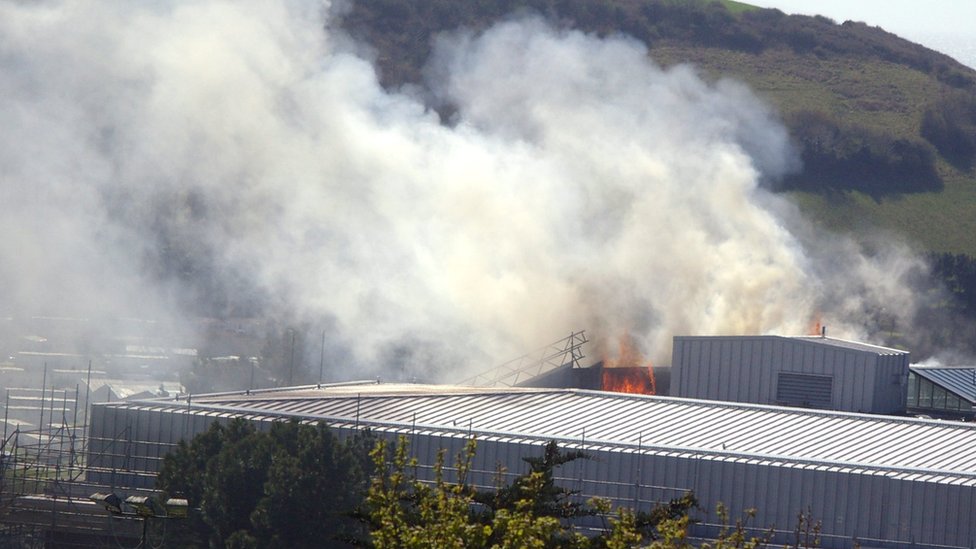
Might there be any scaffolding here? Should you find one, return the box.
[460,331,589,387]
[0,402,156,547]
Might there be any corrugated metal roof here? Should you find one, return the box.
[788,336,908,355]
[117,383,976,482]
[912,366,976,403]
[674,335,908,356]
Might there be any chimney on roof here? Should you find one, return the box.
[821,326,827,338]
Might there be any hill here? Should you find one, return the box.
[337,0,976,255]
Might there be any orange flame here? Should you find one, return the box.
[809,313,823,336]
[602,367,656,395]
[601,334,656,395]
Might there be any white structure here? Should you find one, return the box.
[89,382,975,548]
[671,335,910,414]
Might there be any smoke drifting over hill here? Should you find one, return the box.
[0,1,941,381]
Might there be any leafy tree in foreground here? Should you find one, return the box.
[156,419,373,548]
[366,436,706,548]
[366,437,823,548]
[366,436,592,548]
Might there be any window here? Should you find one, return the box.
[934,385,947,409]
[907,373,918,407]
[919,378,933,408]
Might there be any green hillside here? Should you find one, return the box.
[339,0,976,255]
[649,43,976,254]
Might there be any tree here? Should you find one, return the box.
[366,437,493,548]
[156,419,373,548]
[366,437,824,548]
[365,436,692,548]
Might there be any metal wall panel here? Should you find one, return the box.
[673,336,909,414]
[87,383,976,548]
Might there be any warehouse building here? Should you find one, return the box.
[671,335,910,413]
[88,381,976,548]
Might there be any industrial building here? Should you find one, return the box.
[671,335,910,414]
[908,365,976,420]
[88,380,976,548]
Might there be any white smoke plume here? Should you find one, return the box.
[0,0,933,382]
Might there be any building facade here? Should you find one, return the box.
[88,382,976,548]
[671,335,910,413]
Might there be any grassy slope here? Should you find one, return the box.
[651,43,976,255]
[717,0,756,14]
[341,0,976,255]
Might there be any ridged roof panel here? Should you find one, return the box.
[113,383,976,482]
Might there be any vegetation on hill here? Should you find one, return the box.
[337,0,976,253]
[336,0,976,345]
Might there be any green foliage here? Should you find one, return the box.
[341,0,975,92]
[339,0,976,254]
[788,508,822,549]
[366,436,704,548]
[929,252,976,316]
[366,436,620,547]
[366,436,493,548]
[782,110,941,197]
[638,492,700,541]
[700,503,770,549]
[483,440,595,521]
[646,502,822,549]
[921,91,976,170]
[156,419,372,548]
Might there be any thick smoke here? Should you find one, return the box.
[0,1,938,382]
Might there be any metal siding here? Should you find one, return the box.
[891,476,911,543]
[920,479,938,545]
[867,473,885,540]
[681,338,697,397]
[840,352,854,412]
[833,470,850,536]
[945,483,961,545]
[759,340,773,403]
[700,340,714,400]
[879,473,898,541]
[742,461,760,512]
[872,355,886,413]
[90,385,976,548]
[671,338,685,396]
[685,338,699,397]
[688,340,712,398]
[860,353,875,413]
[810,343,823,375]
[800,342,813,374]
[735,339,749,402]
[781,463,801,529]
[834,351,849,411]
[851,470,869,541]
[961,481,976,545]
[816,467,837,537]
[907,479,925,545]
[724,339,738,402]
[729,460,747,517]
[871,355,885,413]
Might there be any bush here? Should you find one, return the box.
[920,91,976,170]
[782,110,942,196]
